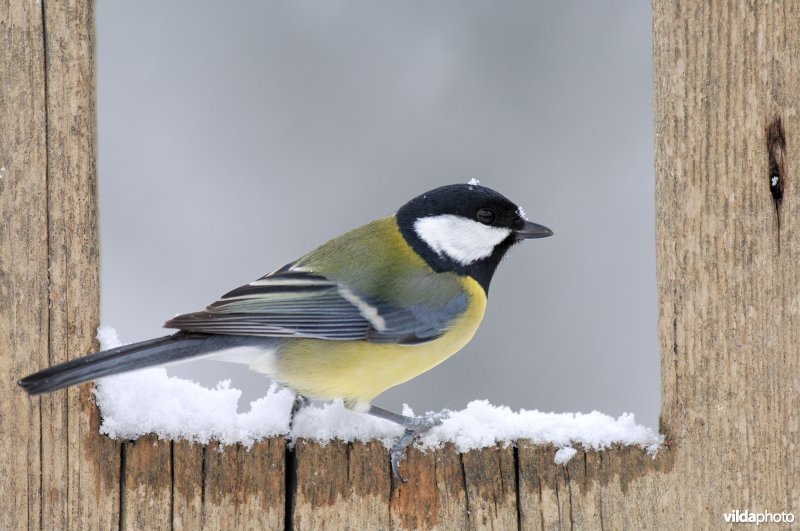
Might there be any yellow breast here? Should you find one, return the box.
[274,275,487,410]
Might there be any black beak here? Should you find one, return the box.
[514,220,553,239]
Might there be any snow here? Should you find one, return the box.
[554,446,578,464]
[467,177,480,186]
[95,370,295,446]
[414,400,662,456]
[96,325,122,350]
[94,326,294,446]
[93,327,663,462]
[291,400,404,447]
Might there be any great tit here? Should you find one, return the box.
[19,183,552,479]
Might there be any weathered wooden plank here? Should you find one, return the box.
[201,439,285,529]
[292,438,348,530]
[389,443,470,530]
[390,446,441,529]
[172,440,204,530]
[0,1,119,530]
[595,447,624,531]
[653,0,800,525]
[581,450,607,530]
[562,450,602,530]
[518,444,563,530]
[430,443,469,530]
[0,3,48,530]
[461,444,518,530]
[38,1,120,529]
[292,439,389,529]
[346,440,391,528]
[121,436,172,530]
[516,442,543,530]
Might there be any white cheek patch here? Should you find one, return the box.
[414,214,511,266]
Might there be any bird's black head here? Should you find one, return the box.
[396,183,553,293]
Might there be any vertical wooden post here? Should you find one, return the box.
[654,0,800,524]
[0,3,49,529]
[0,1,121,529]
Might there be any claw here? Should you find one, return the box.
[289,394,310,431]
[390,429,417,482]
[408,410,449,431]
[372,409,449,482]
[291,394,310,415]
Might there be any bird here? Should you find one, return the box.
[19,182,553,480]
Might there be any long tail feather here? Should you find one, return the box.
[18,332,214,395]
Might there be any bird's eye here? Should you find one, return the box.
[476,208,495,225]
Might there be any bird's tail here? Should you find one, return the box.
[18,332,215,396]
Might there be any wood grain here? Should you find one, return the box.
[390,443,468,530]
[654,0,800,526]
[462,444,518,530]
[292,439,391,529]
[201,439,285,529]
[0,3,48,529]
[121,436,172,530]
[40,1,123,528]
[0,0,120,529]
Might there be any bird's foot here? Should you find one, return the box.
[289,394,310,431]
[368,406,449,482]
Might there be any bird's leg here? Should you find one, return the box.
[367,405,448,482]
[289,394,310,431]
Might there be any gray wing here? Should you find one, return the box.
[164,268,468,345]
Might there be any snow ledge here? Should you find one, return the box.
[94,326,663,465]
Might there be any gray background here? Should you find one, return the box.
[97,2,658,427]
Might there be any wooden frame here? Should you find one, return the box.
[1,2,797,528]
